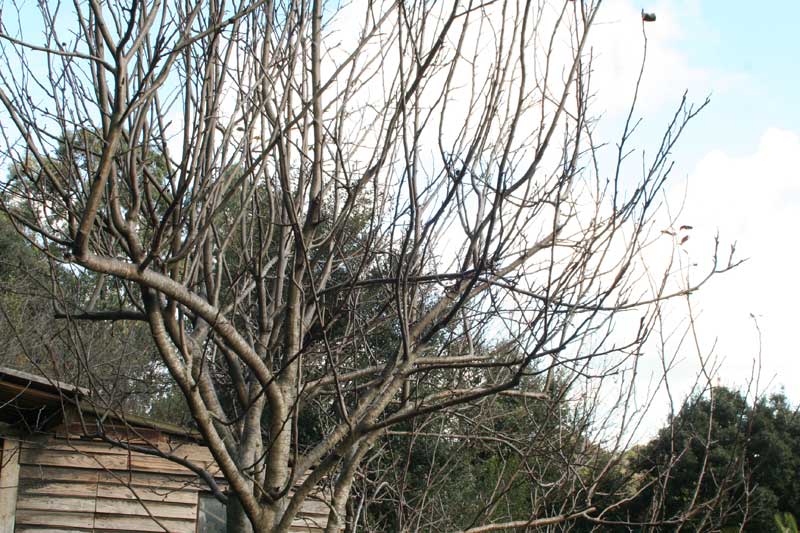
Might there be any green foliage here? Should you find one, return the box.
[629,386,800,532]
[775,512,799,533]
[0,213,58,367]
[0,136,188,424]
[355,375,609,532]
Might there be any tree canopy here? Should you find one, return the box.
[630,386,800,532]
[0,1,741,531]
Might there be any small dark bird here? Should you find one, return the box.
[679,225,693,231]
[680,235,689,245]
[642,11,656,22]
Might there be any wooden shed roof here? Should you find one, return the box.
[0,366,199,439]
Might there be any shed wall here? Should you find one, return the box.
[13,435,329,532]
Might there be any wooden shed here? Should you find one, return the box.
[0,367,330,533]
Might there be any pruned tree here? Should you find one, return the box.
[0,0,739,531]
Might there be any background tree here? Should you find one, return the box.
[349,374,620,532]
[0,140,183,420]
[629,386,800,532]
[0,0,738,531]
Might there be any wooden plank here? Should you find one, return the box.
[18,479,98,498]
[291,514,328,528]
[57,422,164,444]
[17,494,96,513]
[23,436,222,482]
[0,367,89,396]
[298,498,331,517]
[129,454,196,475]
[23,438,211,476]
[14,526,93,533]
[162,442,215,464]
[19,465,99,484]
[0,380,63,404]
[25,438,197,456]
[32,440,217,479]
[53,437,217,466]
[97,483,198,504]
[15,510,94,528]
[93,514,196,533]
[95,498,197,520]
[0,438,20,533]
[14,439,336,531]
[37,438,216,463]
[98,470,203,490]
[20,448,129,471]
[22,439,131,456]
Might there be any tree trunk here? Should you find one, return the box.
[226,494,254,533]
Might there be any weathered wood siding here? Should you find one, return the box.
[1,438,21,533]
[16,436,202,533]
[13,435,330,532]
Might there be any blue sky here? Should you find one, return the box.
[594,0,800,407]
[670,0,800,158]
[592,0,800,155]
[0,0,797,421]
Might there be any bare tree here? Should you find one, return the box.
[0,0,739,531]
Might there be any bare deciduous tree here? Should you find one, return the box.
[0,0,740,531]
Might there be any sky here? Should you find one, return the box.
[590,0,800,407]
[0,0,797,429]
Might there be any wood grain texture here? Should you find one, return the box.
[0,438,20,533]
[16,435,200,532]
[11,434,336,531]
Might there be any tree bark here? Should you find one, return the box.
[227,493,255,533]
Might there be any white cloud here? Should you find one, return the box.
[673,127,800,398]
[588,0,739,117]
